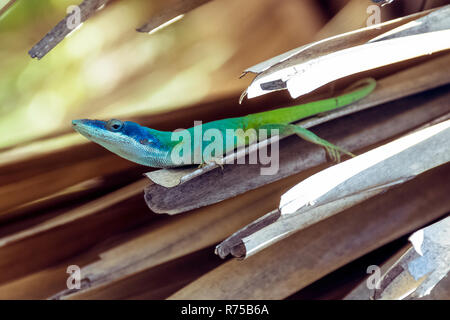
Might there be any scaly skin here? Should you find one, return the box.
[72,78,376,168]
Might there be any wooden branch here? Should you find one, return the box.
[144,56,450,215]
[169,163,450,299]
[242,7,445,100]
[28,0,111,60]
[136,0,212,33]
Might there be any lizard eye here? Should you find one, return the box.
[106,119,124,131]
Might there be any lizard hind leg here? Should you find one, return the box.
[288,124,355,162]
[259,123,354,163]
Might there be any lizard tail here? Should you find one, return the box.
[246,78,376,127]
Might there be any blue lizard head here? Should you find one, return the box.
[72,119,173,167]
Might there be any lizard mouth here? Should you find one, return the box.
[72,120,93,139]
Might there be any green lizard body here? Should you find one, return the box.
[72,78,376,168]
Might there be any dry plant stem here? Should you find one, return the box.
[242,7,438,98]
[0,77,298,220]
[28,0,111,59]
[145,53,450,195]
[169,164,450,299]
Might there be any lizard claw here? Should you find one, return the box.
[198,157,224,170]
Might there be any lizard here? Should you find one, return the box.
[72,78,376,168]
